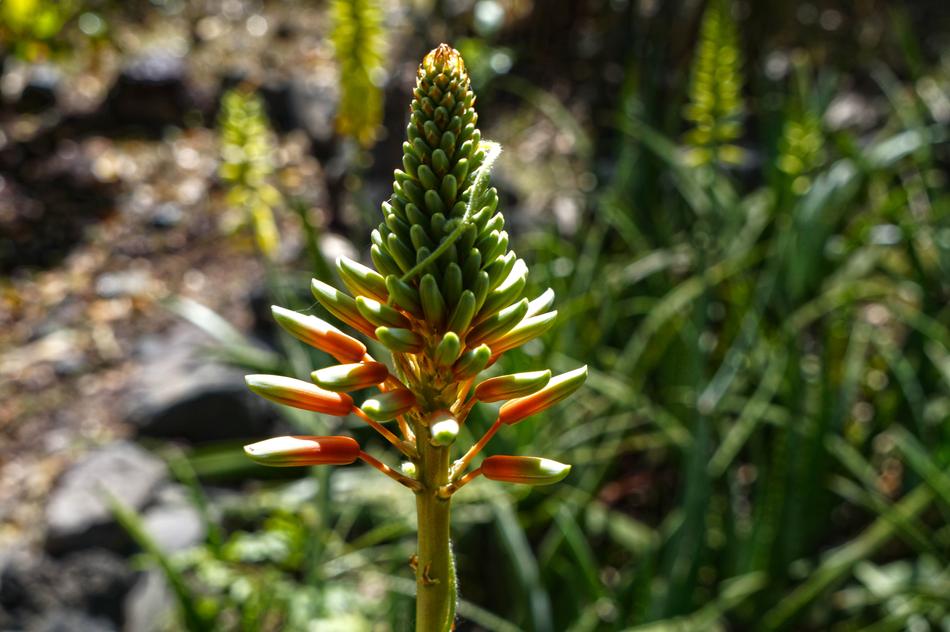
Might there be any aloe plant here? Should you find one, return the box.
[242,44,586,630]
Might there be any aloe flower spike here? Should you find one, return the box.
[242,44,586,631]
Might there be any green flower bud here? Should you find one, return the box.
[376,326,424,353]
[361,388,417,421]
[311,279,376,338]
[434,332,462,366]
[453,344,492,380]
[488,310,558,354]
[337,256,389,302]
[311,362,389,392]
[356,296,412,329]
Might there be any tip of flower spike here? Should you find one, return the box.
[424,43,465,76]
[243,435,360,467]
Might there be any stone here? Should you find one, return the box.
[141,485,205,554]
[99,53,205,134]
[125,325,275,442]
[0,549,134,629]
[122,571,175,632]
[45,442,167,555]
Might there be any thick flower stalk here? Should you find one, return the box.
[243,44,586,631]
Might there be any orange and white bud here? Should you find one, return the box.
[360,388,417,421]
[244,435,360,466]
[272,306,366,363]
[311,362,389,392]
[481,455,571,485]
[497,365,587,425]
[474,370,551,403]
[246,374,354,416]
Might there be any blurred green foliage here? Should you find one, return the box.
[0,0,79,59]
[330,0,386,147]
[217,88,282,260]
[682,0,745,167]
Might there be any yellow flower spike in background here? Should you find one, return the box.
[244,44,586,632]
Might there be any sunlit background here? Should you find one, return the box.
[2,0,950,630]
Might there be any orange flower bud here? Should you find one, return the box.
[474,370,551,403]
[244,435,360,466]
[311,362,389,392]
[481,455,571,485]
[246,374,354,416]
[271,306,366,363]
[497,365,587,425]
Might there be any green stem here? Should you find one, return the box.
[415,432,456,631]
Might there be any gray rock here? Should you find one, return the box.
[28,609,117,632]
[1,549,134,629]
[141,485,205,554]
[125,325,275,442]
[122,571,174,632]
[45,442,167,555]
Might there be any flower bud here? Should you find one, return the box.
[271,306,366,363]
[497,365,587,425]
[453,344,492,380]
[356,296,412,329]
[434,332,461,366]
[481,455,571,486]
[376,326,424,354]
[429,411,459,446]
[467,298,529,346]
[385,276,424,319]
[244,435,360,466]
[360,388,417,421]
[526,288,555,317]
[487,310,557,354]
[474,370,551,403]
[311,362,389,392]
[310,279,377,337]
[246,375,354,416]
[479,259,526,317]
[337,256,389,302]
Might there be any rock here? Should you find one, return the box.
[99,53,203,134]
[0,549,134,629]
[125,325,275,442]
[147,202,183,229]
[28,609,117,632]
[250,77,336,147]
[122,571,174,632]
[141,486,205,554]
[45,442,167,555]
[16,65,60,114]
[94,269,152,299]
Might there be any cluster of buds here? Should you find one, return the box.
[244,44,586,493]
